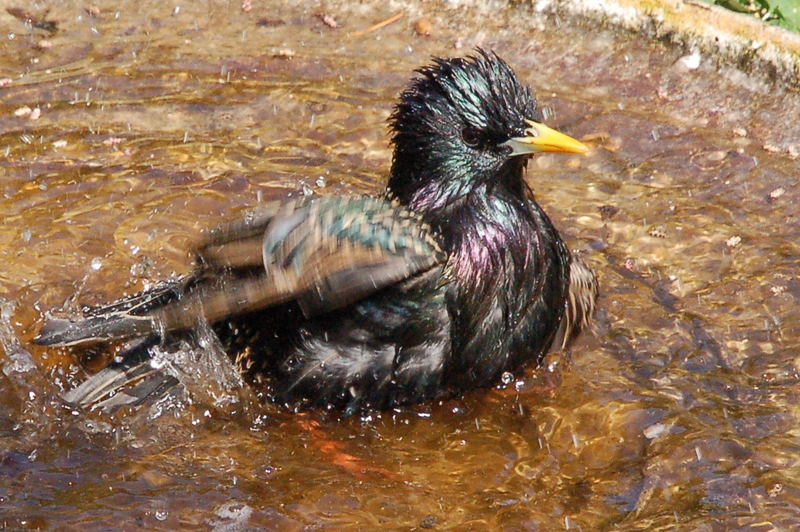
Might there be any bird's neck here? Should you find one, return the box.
[386,158,564,284]
[387,153,531,226]
[440,185,543,274]
[387,161,535,240]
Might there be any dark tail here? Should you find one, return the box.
[34,315,160,347]
[36,275,255,411]
[61,327,252,413]
[33,276,194,347]
[34,278,195,410]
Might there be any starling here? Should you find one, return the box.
[35,50,597,414]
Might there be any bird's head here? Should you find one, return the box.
[388,50,586,217]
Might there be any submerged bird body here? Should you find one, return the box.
[35,51,597,413]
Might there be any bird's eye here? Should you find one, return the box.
[461,127,482,148]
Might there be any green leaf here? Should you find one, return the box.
[769,0,800,32]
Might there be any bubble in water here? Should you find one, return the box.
[500,371,514,385]
[90,257,103,271]
[210,501,253,531]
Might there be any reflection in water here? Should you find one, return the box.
[0,0,798,529]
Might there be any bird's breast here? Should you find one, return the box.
[441,200,569,387]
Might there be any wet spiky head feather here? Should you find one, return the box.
[388,50,542,214]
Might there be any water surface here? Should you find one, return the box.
[1,0,799,529]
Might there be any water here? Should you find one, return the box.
[1,0,799,529]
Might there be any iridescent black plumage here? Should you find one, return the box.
[35,51,597,413]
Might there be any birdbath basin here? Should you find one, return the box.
[0,0,798,529]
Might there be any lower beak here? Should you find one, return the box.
[503,119,588,155]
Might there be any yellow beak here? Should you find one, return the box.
[504,119,588,155]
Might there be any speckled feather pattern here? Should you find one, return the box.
[36,50,597,413]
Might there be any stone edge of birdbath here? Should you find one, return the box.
[527,0,800,87]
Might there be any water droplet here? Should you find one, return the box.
[500,371,514,385]
[154,510,168,521]
[643,423,667,439]
[677,51,701,70]
[315,176,326,187]
[90,257,103,270]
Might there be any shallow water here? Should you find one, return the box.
[1,0,799,529]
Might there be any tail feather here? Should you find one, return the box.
[35,315,159,347]
[61,337,169,407]
[62,327,250,413]
[34,276,195,347]
[90,370,180,411]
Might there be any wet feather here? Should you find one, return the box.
[36,50,597,413]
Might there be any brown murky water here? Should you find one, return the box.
[1,0,799,529]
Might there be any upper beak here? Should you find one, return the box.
[503,119,588,156]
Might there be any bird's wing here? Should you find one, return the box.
[196,195,445,318]
[35,195,444,347]
[550,252,598,351]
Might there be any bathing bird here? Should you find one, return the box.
[35,50,597,414]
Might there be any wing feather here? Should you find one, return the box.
[35,195,444,347]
